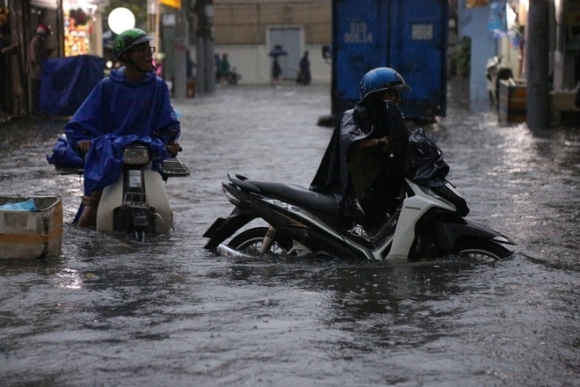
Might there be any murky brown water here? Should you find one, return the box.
[1,82,579,386]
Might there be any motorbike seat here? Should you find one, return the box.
[244,180,340,215]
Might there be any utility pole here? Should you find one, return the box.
[526,0,550,130]
[174,6,188,100]
[147,0,160,48]
[193,0,215,94]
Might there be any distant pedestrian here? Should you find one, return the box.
[154,52,165,78]
[186,49,196,80]
[219,53,231,86]
[272,58,282,83]
[296,50,311,85]
[155,59,163,77]
[214,53,222,82]
[26,24,57,115]
[269,45,286,85]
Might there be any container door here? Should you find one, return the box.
[332,0,387,114]
[388,0,448,119]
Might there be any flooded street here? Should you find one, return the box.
[1,81,579,386]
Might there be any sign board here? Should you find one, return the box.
[160,0,181,9]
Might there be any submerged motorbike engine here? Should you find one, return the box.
[114,205,157,238]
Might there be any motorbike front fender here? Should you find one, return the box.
[203,207,257,249]
[96,169,171,233]
[436,219,514,250]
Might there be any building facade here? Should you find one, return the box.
[210,0,331,83]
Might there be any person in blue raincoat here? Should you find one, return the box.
[64,28,181,228]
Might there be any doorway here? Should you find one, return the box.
[268,27,301,81]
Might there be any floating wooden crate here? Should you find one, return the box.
[499,80,527,123]
[0,196,63,259]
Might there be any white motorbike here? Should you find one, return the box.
[57,143,189,241]
[203,173,515,262]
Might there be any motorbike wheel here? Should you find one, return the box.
[455,239,513,263]
[228,227,293,256]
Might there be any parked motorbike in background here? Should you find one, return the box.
[486,55,514,108]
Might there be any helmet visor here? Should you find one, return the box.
[389,82,412,92]
[132,35,153,47]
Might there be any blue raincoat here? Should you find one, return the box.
[62,67,180,194]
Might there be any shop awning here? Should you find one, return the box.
[31,0,58,9]
[32,0,106,10]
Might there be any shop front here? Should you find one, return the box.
[488,0,580,125]
[62,0,103,57]
[550,0,580,124]
[1,0,104,118]
[37,0,105,116]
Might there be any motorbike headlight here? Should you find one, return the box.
[124,146,151,165]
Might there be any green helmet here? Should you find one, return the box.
[113,28,153,60]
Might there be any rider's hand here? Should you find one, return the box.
[375,136,390,150]
[77,140,91,153]
[166,143,181,156]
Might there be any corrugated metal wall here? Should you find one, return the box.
[5,0,61,116]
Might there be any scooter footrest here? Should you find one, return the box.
[55,166,84,175]
[161,158,190,177]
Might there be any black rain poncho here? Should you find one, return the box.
[310,100,409,219]
[310,101,449,222]
[404,128,449,188]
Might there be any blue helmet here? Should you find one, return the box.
[359,67,411,101]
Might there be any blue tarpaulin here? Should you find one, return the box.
[39,55,105,116]
[0,198,37,211]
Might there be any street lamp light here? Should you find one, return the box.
[108,7,136,34]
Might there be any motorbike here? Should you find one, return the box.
[52,140,189,241]
[486,55,514,108]
[203,173,514,262]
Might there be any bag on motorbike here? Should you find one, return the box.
[404,129,449,187]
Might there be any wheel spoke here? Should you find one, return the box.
[455,239,513,262]
[460,249,499,263]
[228,227,292,257]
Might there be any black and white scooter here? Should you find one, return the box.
[203,173,514,262]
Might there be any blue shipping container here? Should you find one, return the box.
[331,0,448,120]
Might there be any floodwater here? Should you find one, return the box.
[1,81,579,386]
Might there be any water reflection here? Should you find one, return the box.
[56,268,83,289]
[224,257,496,330]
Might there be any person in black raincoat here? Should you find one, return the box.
[310,67,412,234]
[296,50,311,85]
